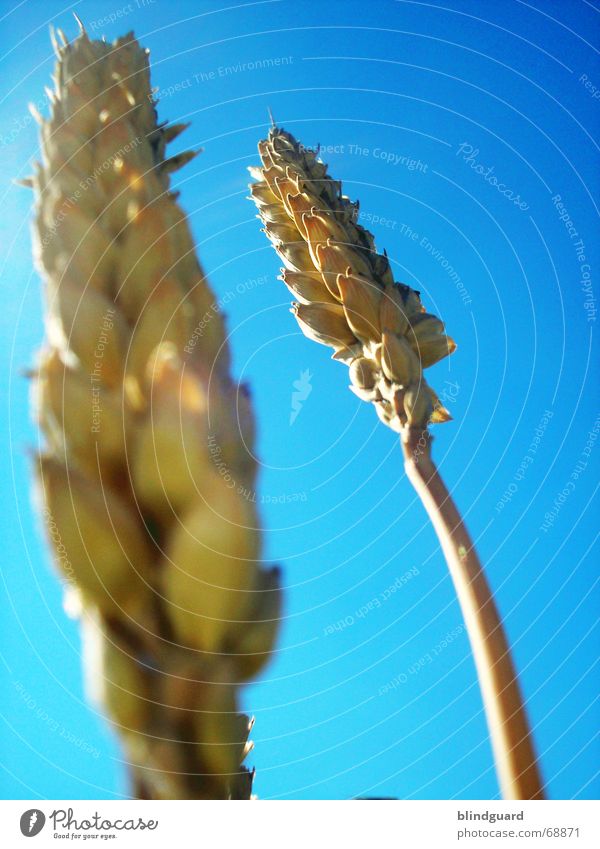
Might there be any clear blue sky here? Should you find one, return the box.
[0,0,598,801]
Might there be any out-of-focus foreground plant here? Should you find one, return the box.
[26,23,280,799]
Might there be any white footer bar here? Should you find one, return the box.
[1,800,598,847]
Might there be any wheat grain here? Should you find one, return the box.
[249,126,456,432]
[29,24,279,800]
[250,126,544,800]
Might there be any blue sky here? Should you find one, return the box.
[0,0,598,800]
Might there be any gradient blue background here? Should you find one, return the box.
[0,0,598,800]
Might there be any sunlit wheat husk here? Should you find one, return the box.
[29,23,280,800]
[249,125,456,432]
[250,124,544,800]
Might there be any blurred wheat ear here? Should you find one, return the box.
[249,125,544,800]
[26,21,281,800]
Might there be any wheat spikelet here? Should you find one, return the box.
[249,126,456,431]
[29,23,280,799]
[250,128,545,800]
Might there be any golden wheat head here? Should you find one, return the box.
[249,126,456,432]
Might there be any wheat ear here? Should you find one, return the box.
[249,125,544,799]
[28,24,280,800]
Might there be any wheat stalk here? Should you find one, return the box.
[28,23,280,800]
[249,125,544,799]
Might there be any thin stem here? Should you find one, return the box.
[401,427,545,800]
